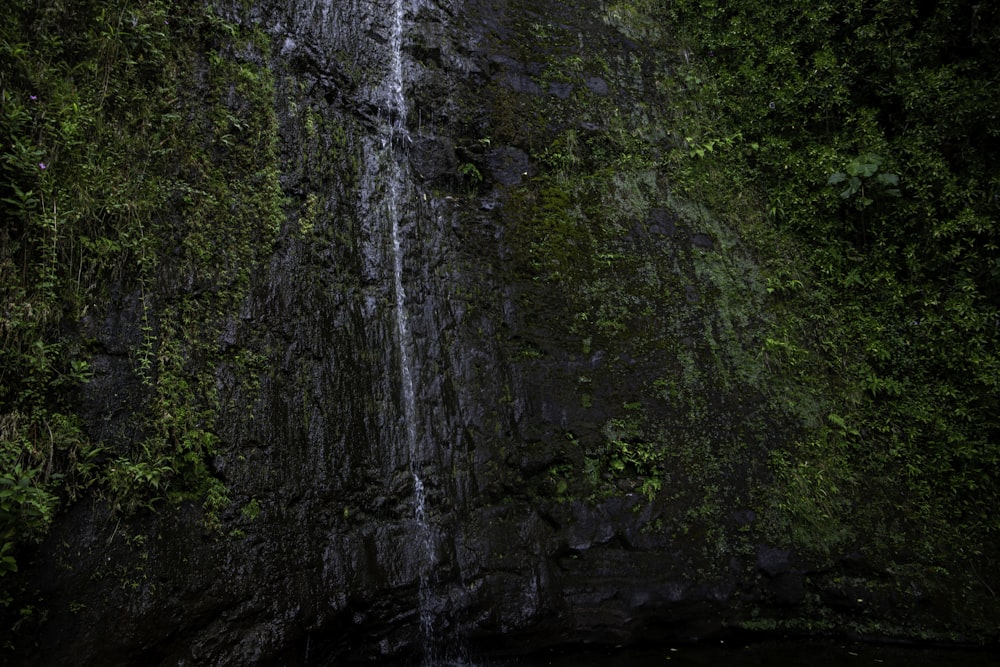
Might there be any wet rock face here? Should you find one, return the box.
[487,146,532,185]
[7,0,989,664]
[411,136,458,182]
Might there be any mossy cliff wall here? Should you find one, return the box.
[1,0,996,663]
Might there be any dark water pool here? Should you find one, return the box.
[460,640,999,667]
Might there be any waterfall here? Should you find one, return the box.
[385,0,422,514]
[381,0,441,657]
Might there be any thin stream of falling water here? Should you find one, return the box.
[383,0,439,656]
[388,140,438,655]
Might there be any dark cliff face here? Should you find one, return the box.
[5,0,997,664]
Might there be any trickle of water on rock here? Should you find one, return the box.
[380,0,440,659]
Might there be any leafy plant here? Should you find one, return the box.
[458,161,482,188]
[600,416,664,501]
[1,0,281,603]
[827,153,901,208]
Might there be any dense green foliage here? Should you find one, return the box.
[1,0,280,605]
[660,0,999,562]
[477,0,999,598]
